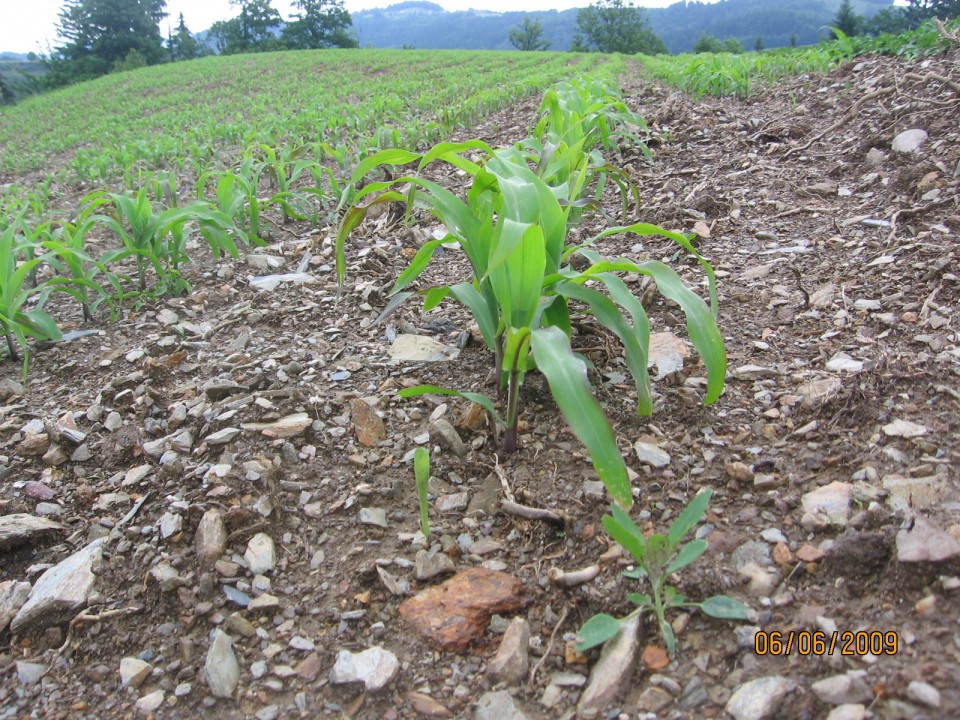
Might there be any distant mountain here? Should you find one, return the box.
[352,0,896,53]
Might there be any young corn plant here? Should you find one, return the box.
[577,490,748,656]
[0,220,62,377]
[414,447,431,540]
[338,141,725,510]
[255,143,327,222]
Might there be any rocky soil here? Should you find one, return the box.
[1,48,959,720]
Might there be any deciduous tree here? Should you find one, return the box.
[904,0,960,26]
[572,0,668,55]
[282,0,357,49]
[210,0,284,55]
[509,18,550,51]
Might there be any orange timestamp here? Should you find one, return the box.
[754,630,899,657]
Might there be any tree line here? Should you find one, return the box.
[31,0,357,91]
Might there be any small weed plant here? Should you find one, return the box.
[414,447,431,540]
[577,490,748,655]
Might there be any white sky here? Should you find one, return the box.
[1,0,692,54]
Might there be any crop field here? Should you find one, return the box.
[1,26,959,720]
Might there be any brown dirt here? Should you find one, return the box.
[1,49,959,720]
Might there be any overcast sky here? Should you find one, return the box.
[1,0,694,54]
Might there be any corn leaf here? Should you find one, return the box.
[530,326,631,509]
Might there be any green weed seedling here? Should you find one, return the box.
[414,447,431,540]
[577,489,748,656]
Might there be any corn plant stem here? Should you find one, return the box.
[504,371,521,453]
[3,327,18,361]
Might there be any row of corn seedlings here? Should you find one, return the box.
[338,78,726,511]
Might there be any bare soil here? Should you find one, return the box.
[1,49,959,720]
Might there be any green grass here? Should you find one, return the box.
[639,17,960,99]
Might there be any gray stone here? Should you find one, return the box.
[359,507,388,528]
[897,517,960,563]
[195,509,227,567]
[0,513,64,551]
[884,474,954,512]
[16,661,46,685]
[466,474,501,517]
[156,308,179,325]
[732,365,778,380]
[906,680,941,708]
[578,613,641,714]
[122,464,153,486]
[731,541,772,571]
[206,427,240,445]
[811,673,873,705]
[11,538,104,633]
[486,617,530,684]
[680,675,709,709]
[0,581,31,633]
[540,684,563,709]
[637,686,674,713]
[244,533,276,574]
[827,706,866,720]
[255,705,280,720]
[104,411,123,431]
[159,511,182,539]
[437,492,470,513]
[415,550,455,580]
[71,445,93,462]
[801,482,852,529]
[475,690,529,720]
[633,440,671,468]
[430,419,467,456]
[150,563,180,592]
[329,646,399,692]
[204,629,240,698]
[726,676,797,720]
[136,690,165,715]
[120,657,153,689]
[891,128,927,154]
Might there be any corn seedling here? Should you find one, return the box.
[0,220,62,377]
[414,447,431,540]
[577,490,748,656]
[338,138,724,510]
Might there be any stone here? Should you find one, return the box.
[359,507,388,528]
[796,544,827,563]
[149,563,180,591]
[156,308,179,325]
[204,629,240,698]
[906,680,940,708]
[0,581,31,633]
[475,690,530,720]
[136,689,164,715]
[241,413,312,439]
[883,474,953,512]
[633,440,671,468]
[297,652,323,681]
[244,533,276,574]
[826,352,863,373]
[24,480,56,500]
[248,593,279,611]
[0,377,26,400]
[725,462,754,483]
[17,432,50,455]
[249,272,316,292]
[801,482,852,530]
[891,128,927,154]
[467,474,501,517]
[16,661,46,685]
[798,377,842,408]
[120,657,153,689]
[329,646,399,692]
[0,514,64,550]
[399,568,528,652]
[897,517,960,563]
[351,400,386,447]
[430,419,467,456]
[636,686,674,713]
[578,614,642,714]
[881,419,927,438]
[122,464,153,486]
[486,617,530,683]
[407,690,452,717]
[725,676,797,720]
[415,550,456,580]
[732,365,778,380]
[159,511,182,539]
[104,411,123,431]
[388,334,460,362]
[827,706,866,720]
[206,427,240,445]
[641,645,670,671]
[811,673,873,705]
[11,538,104,633]
[437,492,469,513]
[195,509,228,567]
[731,541,772,571]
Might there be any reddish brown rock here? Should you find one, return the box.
[796,544,827,563]
[398,568,528,653]
[351,399,386,447]
[642,645,670,671]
